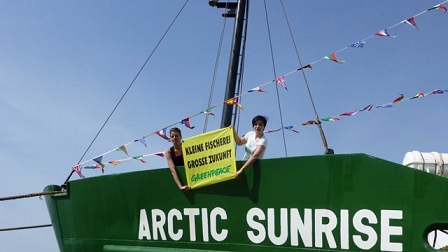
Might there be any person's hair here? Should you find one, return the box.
[252,115,268,127]
[170,127,182,138]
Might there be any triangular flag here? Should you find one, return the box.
[349,41,367,48]
[181,117,195,129]
[225,97,243,110]
[93,156,105,173]
[84,164,102,169]
[248,86,267,93]
[403,17,419,30]
[431,89,444,94]
[133,155,147,164]
[72,164,85,179]
[321,117,340,122]
[135,137,147,148]
[108,160,123,165]
[201,109,215,116]
[392,94,404,103]
[275,76,288,90]
[284,126,299,134]
[376,104,393,108]
[302,120,317,126]
[375,29,396,38]
[298,64,312,71]
[325,52,345,64]
[411,92,424,99]
[360,104,373,112]
[118,145,128,156]
[155,128,170,141]
[339,110,358,116]
[155,152,165,157]
[265,128,281,133]
[428,4,447,14]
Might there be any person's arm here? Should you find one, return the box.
[236,145,266,177]
[231,126,247,146]
[165,149,189,190]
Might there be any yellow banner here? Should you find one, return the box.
[182,127,236,189]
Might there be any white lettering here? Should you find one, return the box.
[151,209,167,240]
[381,210,403,251]
[138,209,151,240]
[340,209,349,249]
[167,209,182,241]
[290,208,312,247]
[268,208,288,245]
[353,209,377,250]
[202,208,209,242]
[210,207,228,241]
[184,208,200,241]
[315,209,337,248]
[247,207,266,244]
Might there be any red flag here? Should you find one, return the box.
[276,76,288,90]
[392,94,404,103]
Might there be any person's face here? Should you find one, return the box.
[170,131,181,143]
[253,120,265,133]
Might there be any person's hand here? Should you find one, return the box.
[180,185,190,191]
[235,169,243,178]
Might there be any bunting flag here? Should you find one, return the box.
[350,41,367,48]
[181,117,195,129]
[321,117,340,122]
[403,17,419,30]
[339,110,358,116]
[72,164,85,179]
[392,94,404,103]
[428,4,447,13]
[84,164,102,169]
[118,145,128,156]
[375,29,396,38]
[155,152,165,157]
[376,104,393,108]
[93,156,105,173]
[265,128,281,133]
[276,76,288,90]
[108,160,123,165]
[432,89,445,94]
[284,126,299,134]
[248,86,267,93]
[411,92,424,99]
[325,52,345,64]
[133,155,147,164]
[360,104,373,112]
[155,128,170,141]
[225,97,243,110]
[135,137,147,148]
[302,120,317,126]
[298,64,312,71]
[201,109,215,116]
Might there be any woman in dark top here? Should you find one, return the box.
[165,127,189,190]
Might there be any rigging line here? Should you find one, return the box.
[280,0,331,154]
[0,224,52,232]
[263,0,288,157]
[203,0,230,133]
[63,0,190,185]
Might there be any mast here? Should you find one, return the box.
[209,0,247,128]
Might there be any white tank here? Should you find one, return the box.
[402,151,448,177]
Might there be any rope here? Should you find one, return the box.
[0,191,63,201]
[262,0,288,157]
[0,224,52,232]
[279,0,331,154]
[63,0,190,185]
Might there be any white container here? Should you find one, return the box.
[402,151,448,177]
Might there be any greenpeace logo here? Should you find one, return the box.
[138,207,403,251]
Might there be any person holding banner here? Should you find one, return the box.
[165,127,190,190]
[232,115,268,178]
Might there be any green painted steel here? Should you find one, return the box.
[44,154,448,251]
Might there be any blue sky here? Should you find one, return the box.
[0,1,447,251]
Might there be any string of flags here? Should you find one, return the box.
[72,1,447,179]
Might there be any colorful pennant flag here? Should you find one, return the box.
[411,92,424,99]
[108,160,123,165]
[276,76,288,90]
[376,104,393,109]
[428,4,447,14]
[201,109,215,116]
[321,117,340,122]
[265,128,281,133]
[93,156,105,173]
[155,152,165,157]
[248,86,267,93]
[325,52,345,64]
[84,164,102,169]
[392,94,404,103]
[72,164,85,179]
[135,137,147,148]
[133,155,147,164]
[181,117,195,129]
[155,128,170,141]
[350,41,367,48]
[339,110,358,116]
[302,120,317,126]
[298,64,312,71]
[403,17,419,30]
[225,97,243,110]
[360,104,373,112]
[375,29,396,38]
[284,126,299,134]
[431,89,444,94]
[118,145,128,156]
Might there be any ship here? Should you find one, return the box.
[43,1,448,251]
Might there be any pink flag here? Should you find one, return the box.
[276,76,288,90]
[72,164,85,179]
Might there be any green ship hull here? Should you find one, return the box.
[44,154,448,251]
